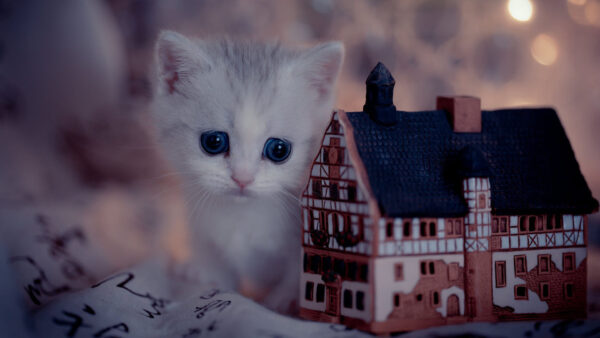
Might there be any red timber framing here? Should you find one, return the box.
[490,215,587,252]
[299,111,591,333]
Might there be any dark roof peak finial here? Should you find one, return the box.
[364,62,398,126]
[366,62,396,86]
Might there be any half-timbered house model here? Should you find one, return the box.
[298,62,599,334]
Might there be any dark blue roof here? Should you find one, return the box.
[346,108,599,217]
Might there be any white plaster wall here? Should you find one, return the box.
[436,286,465,317]
[374,254,464,322]
[299,271,326,312]
[491,247,586,314]
[377,217,464,256]
[340,281,371,321]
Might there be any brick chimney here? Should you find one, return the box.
[437,96,481,133]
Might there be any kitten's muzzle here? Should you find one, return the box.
[231,175,254,190]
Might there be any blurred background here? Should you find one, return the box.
[0,0,599,310]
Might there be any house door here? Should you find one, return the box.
[447,294,459,317]
[326,286,339,316]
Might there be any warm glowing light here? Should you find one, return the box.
[530,34,558,66]
[508,0,534,22]
[585,1,600,24]
[568,0,587,5]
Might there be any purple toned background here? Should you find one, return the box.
[0,0,599,322]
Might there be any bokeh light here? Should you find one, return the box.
[507,0,534,22]
[585,0,600,25]
[568,0,587,5]
[530,34,558,66]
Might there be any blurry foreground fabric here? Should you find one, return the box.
[2,198,600,337]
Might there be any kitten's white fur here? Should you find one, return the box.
[151,31,343,312]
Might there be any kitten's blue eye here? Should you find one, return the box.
[200,131,229,155]
[263,138,291,163]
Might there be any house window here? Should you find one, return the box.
[432,291,440,306]
[416,294,423,302]
[455,219,463,235]
[429,222,437,236]
[528,216,537,231]
[322,256,332,272]
[386,221,394,238]
[564,282,574,299]
[419,220,437,238]
[515,285,528,300]
[555,215,563,229]
[310,255,321,273]
[519,216,526,232]
[540,282,550,300]
[312,180,322,198]
[347,262,357,280]
[564,252,575,273]
[359,264,369,282]
[448,263,459,281]
[500,217,508,233]
[303,253,308,272]
[495,261,506,287]
[347,183,357,202]
[343,290,353,308]
[330,183,339,200]
[393,293,401,308]
[403,221,411,237]
[515,255,527,276]
[305,282,314,300]
[311,210,325,231]
[420,260,435,276]
[316,284,325,302]
[538,255,550,274]
[334,259,345,276]
[447,220,454,235]
[546,214,554,230]
[492,218,498,233]
[478,193,486,209]
[395,263,404,281]
[356,291,365,311]
[492,217,508,234]
[420,222,427,237]
[546,214,563,230]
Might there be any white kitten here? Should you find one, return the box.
[151,31,343,313]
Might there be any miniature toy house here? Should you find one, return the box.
[298,63,599,334]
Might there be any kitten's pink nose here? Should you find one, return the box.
[231,175,254,190]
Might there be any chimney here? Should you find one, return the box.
[437,96,481,133]
[364,62,398,126]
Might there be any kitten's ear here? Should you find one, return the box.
[155,30,210,95]
[295,42,344,101]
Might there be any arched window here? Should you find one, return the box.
[429,222,436,236]
[528,216,537,231]
[386,221,394,238]
[519,216,526,232]
[403,221,411,237]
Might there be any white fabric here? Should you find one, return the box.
[1,199,599,337]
